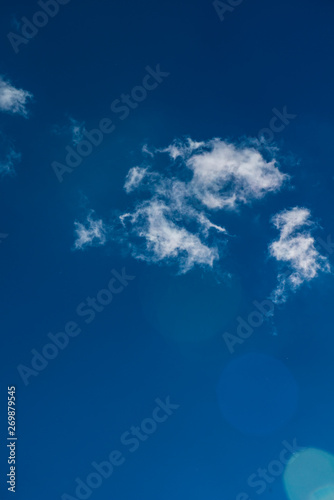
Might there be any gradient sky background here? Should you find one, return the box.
[1,0,334,499]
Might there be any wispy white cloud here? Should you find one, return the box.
[124,166,148,193]
[182,138,288,210]
[269,207,330,302]
[120,199,221,272]
[0,148,21,177]
[158,138,205,160]
[53,116,86,145]
[114,137,288,272]
[69,117,85,145]
[0,76,33,117]
[73,212,108,250]
[0,134,21,176]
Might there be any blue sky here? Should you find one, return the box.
[1,0,334,499]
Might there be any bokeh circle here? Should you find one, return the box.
[283,448,334,500]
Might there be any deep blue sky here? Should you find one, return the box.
[1,0,334,499]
